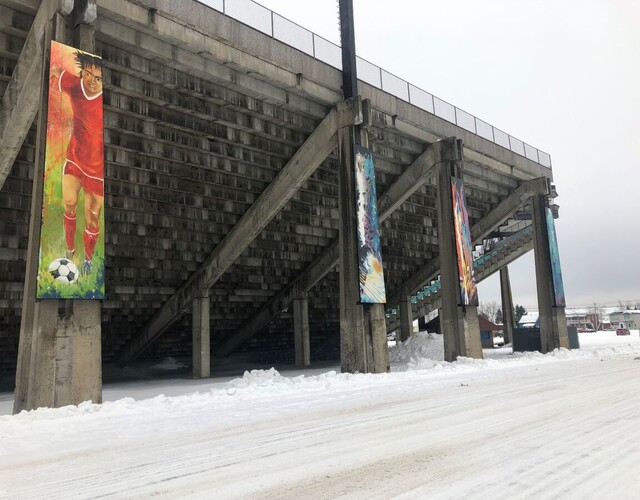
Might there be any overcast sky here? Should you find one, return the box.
[250,0,639,311]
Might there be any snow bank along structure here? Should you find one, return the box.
[0,0,570,412]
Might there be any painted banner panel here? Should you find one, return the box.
[545,207,566,307]
[354,146,386,303]
[451,177,478,306]
[36,41,105,299]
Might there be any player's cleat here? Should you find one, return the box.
[66,248,75,260]
[82,259,93,276]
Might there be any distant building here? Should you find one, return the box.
[565,310,596,331]
[479,316,503,348]
[609,310,640,329]
[518,313,539,329]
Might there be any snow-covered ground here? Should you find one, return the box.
[1,330,639,499]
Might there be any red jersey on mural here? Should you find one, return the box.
[37,40,105,299]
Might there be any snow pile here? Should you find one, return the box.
[389,331,446,370]
[223,367,350,397]
[1,332,639,421]
[388,329,640,374]
[151,357,187,371]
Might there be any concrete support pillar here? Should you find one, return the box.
[15,12,60,413]
[337,125,389,374]
[27,301,58,409]
[368,304,389,373]
[22,300,102,410]
[54,302,102,406]
[293,292,310,368]
[499,266,515,345]
[531,195,570,352]
[359,127,389,374]
[436,139,482,362]
[192,293,210,378]
[398,298,413,343]
[338,126,368,373]
[14,5,103,414]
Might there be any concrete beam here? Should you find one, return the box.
[0,0,74,192]
[1,0,41,15]
[470,177,549,242]
[215,139,444,357]
[117,96,363,366]
[365,99,553,183]
[94,2,340,117]
[377,141,441,217]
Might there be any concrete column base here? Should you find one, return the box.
[461,306,483,359]
[21,301,102,411]
[368,303,390,373]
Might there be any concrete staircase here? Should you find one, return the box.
[385,220,534,332]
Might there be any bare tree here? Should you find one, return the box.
[588,303,604,331]
[479,300,501,323]
[618,300,632,311]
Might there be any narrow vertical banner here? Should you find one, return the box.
[545,206,566,307]
[354,146,386,303]
[451,177,478,306]
[36,40,105,299]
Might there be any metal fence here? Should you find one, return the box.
[200,0,552,169]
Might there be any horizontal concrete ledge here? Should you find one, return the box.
[96,0,552,184]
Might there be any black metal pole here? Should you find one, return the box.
[339,0,357,99]
[339,0,360,146]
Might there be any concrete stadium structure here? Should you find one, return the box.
[0,0,570,412]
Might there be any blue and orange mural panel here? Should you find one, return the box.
[354,146,386,304]
[36,40,105,299]
[451,177,478,306]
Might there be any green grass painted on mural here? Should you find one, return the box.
[36,160,105,300]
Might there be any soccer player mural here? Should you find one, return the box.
[36,41,105,299]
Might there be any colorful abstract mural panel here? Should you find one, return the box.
[451,177,478,306]
[354,146,386,303]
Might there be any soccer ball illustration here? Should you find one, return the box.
[48,258,79,284]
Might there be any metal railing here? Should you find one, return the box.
[200,0,552,168]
